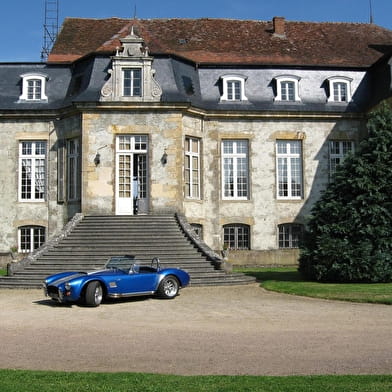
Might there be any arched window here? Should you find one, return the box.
[19,73,48,101]
[327,77,352,103]
[278,224,303,248]
[220,75,248,102]
[223,224,250,250]
[274,75,301,102]
[18,226,46,253]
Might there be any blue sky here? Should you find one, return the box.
[1,0,392,62]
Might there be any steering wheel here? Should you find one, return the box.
[151,257,161,271]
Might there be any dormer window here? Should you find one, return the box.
[19,73,48,101]
[123,68,142,97]
[327,77,352,103]
[220,75,248,102]
[274,76,301,102]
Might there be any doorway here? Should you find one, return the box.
[115,135,149,215]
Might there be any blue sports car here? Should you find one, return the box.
[43,255,190,306]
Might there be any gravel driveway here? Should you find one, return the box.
[0,284,391,375]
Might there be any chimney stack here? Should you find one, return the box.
[273,16,286,37]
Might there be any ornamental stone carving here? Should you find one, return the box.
[100,27,162,102]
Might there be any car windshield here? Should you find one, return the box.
[105,255,137,273]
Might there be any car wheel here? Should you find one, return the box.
[85,281,103,307]
[157,276,179,299]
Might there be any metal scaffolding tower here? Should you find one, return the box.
[41,0,59,61]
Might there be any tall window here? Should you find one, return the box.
[274,76,301,102]
[222,140,249,199]
[19,141,47,201]
[19,226,45,253]
[278,224,303,248]
[223,224,250,250]
[329,140,354,177]
[276,140,302,199]
[185,137,200,199]
[67,139,80,201]
[123,68,142,96]
[27,79,42,100]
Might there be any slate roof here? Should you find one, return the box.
[49,17,392,67]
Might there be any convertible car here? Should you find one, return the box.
[43,255,190,306]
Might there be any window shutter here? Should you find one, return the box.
[57,139,65,202]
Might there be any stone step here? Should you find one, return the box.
[0,213,255,288]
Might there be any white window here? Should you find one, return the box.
[222,140,249,199]
[327,77,352,103]
[276,140,303,199]
[19,73,48,101]
[185,137,201,199]
[220,75,248,101]
[123,68,142,96]
[19,141,47,201]
[278,224,303,248]
[67,139,80,201]
[274,76,301,102]
[18,226,45,253]
[329,140,355,177]
[223,224,250,250]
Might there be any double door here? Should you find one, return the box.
[115,135,149,215]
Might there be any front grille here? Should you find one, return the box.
[47,285,59,299]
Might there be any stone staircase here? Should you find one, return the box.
[0,214,255,289]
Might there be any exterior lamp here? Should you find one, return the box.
[161,150,168,165]
[94,152,101,166]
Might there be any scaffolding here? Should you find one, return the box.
[41,0,59,61]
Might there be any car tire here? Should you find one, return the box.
[157,276,179,299]
[85,281,103,307]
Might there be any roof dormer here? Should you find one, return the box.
[100,26,162,102]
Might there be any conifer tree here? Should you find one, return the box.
[299,104,392,282]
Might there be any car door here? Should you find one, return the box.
[116,271,159,295]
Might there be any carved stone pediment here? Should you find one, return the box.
[100,27,162,102]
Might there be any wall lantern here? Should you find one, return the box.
[94,152,101,166]
[161,150,168,165]
[93,145,108,166]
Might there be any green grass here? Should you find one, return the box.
[237,267,392,305]
[0,268,6,276]
[0,370,391,392]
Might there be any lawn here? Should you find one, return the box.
[0,370,391,392]
[236,267,392,305]
[0,268,6,276]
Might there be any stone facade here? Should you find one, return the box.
[0,17,391,266]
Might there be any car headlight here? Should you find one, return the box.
[64,282,71,291]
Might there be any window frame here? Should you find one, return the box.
[223,224,251,250]
[18,225,46,253]
[19,73,48,101]
[221,139,249,200]
[67,138,81,201]
[276,140,303,200]
[184,136,201,199]
[220,75,248,102]
[329,140,355,178]
[122,68,142,97]
[18,140,47,202]
[327,77,352,103]
[274,76,301,102]
[278,223,303,248]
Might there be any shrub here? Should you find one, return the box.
[299,105,392,282]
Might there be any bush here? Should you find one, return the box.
[299,105,392,282]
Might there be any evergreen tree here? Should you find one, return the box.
[299,104,392,282]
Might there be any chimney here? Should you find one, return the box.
[273,16,286,37]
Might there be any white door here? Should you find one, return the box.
[116,152,134,215]
[115,135,149,215]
